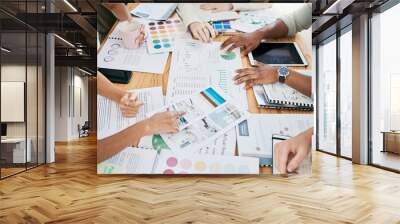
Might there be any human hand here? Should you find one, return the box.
[200,3,233,12]
[145,111,185,135]
[233,61,278,89]
[119,92,143,118]
[189,22,217,43]
[220,31,264,55]
[136,24,145,47]
[274,128,313,174]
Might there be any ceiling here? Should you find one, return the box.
[0,0,97,74]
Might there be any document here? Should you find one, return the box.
[97,147,157,174]
[154,150,259,174]
[166,39,248,109]
[130,3,177,21]
[237,114,313,166]
[97,22,169,74]
[138,128,236,156]
[161,86,248,153]
[98,147,259,175]
[231,9,277,33]
[97,87,164,140]
[194,128,236,156]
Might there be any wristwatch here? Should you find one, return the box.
[278,66,289,83]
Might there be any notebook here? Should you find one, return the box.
[253,83,313,111]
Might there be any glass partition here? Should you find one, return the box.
[0,0,46,179]
[317,36,337,155]
[370,3,400,171]
[339,28,352,158]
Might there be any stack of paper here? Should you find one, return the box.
[97,87,164,140]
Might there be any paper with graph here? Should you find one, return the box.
[165,39,248,110]
[161,86,247,152]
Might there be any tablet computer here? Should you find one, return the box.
[248,42,308,67]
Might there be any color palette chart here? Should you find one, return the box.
[212,21,234,32]
[145,19,187,54]
[154,150,259,174]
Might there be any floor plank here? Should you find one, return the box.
[0,135,399,224]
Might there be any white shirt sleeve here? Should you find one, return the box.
[277,4,312,36]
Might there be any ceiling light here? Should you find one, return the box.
[78,67,93,76]
[63,0,78,12]
[1,47,11,53]
[54,34,75,48]
[323,0,354,15]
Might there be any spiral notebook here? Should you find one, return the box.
[253,83,313,111]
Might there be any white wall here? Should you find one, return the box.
[54,67,89,141]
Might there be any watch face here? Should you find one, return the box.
[278,66,289,76]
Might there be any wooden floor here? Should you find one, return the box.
[0,136,400,224]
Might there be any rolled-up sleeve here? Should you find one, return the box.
[232,3,271,11]
[177,3,202,30]
[278,3,312,36]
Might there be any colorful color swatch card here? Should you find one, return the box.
[145,18,188,54]
[154,150,259,174]
[212,21,235,32]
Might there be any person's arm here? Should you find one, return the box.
[97,111,184,163]
[277,4,312,37]
[275,127,313,174]
[177,3,217,42]
[221,4,312,54]
[97,72,124,102]
[103,3,133,22]
[233,61,312,97]
[231,3,271,11]
[285,70,312,97]
[97,119,149,163]
[98,73,143,118]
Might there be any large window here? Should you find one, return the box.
[339,27,352,158]
[317,36,337,154]
[370,2,400,171]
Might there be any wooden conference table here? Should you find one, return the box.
[99,3,313,174]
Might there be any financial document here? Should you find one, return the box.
[97,147,157,174]
[97,87,164,140]
[237,114,313,160]
[166,39,248,110]
[231,9,277,33]
[97,22,168,74]
[161,86,247,153]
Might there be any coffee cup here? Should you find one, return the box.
[119,20,144,49]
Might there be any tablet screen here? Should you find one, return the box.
[251,43,304,65]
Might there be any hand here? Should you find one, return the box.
[189,22,217,43]
[119,92,143,118]
[220,31,264,55]
[233,61,278,89]
[145,111,185,135]
[200,3,233,12]
[275,128,313,174]
[136,24,145,47]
